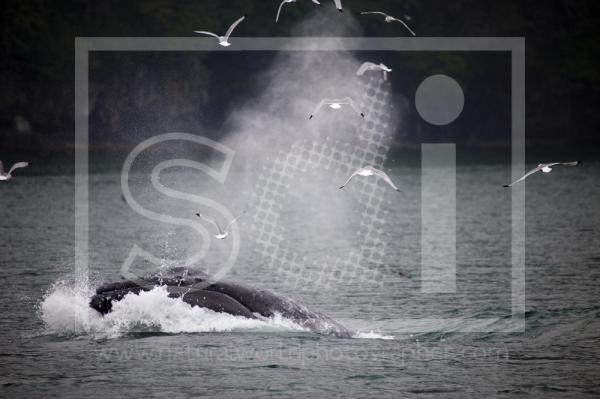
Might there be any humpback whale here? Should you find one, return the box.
[90,268,351,338]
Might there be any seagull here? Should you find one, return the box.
[361,11,416,36]
[0,161,28,181]
[356,62,393,80]
[193,15,245,47]
[196,211,246,240]
[503,161,581,187]
[340,166,401,192]
[309,97,364,119]
[276,0,321,23]
[331,0,343,12]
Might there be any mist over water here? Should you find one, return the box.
[214,12,404,284]
[108,12,404,284]
[224,11,384,160]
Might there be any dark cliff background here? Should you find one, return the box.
[1,0,599,166]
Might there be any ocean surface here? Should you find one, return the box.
[1,164,599,398]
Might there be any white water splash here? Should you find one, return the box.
[40,283,307,339]
[353,330,395,340]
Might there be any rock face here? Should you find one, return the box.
[90,267,352,338]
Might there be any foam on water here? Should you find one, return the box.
[353,331,395,340]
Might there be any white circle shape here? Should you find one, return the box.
[415,74,465,126]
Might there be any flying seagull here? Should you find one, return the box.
[331,0,343,12]
[196,211,246,240]
[503,161,581,187]
[356,62,393,80]
[276,0,321,23]
[193,15,245,47]
[309,97,364,119]
[340,166,401,192]
[361,11,416,36]
[0,161,28,181]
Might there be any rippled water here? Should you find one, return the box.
[1,163,599,398]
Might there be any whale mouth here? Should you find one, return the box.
[41,284,309,339]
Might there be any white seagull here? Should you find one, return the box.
[356,62,393,80]
[309,97,364,119]
[0,161,29,181]
[196,211,246,240]
[193,15,245,47]
[340,166,401,192]
[331,0,343,12]
[276,0,321,23]
[503,161,581,187]
[361,11,416,36]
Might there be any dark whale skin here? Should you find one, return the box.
[90,268,352,338]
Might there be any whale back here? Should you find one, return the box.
[204,281,352,338]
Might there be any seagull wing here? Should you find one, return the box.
[224,211,247,232]
[276,0,287,23]
[193,30,220,39]
[197,213,224,235]
[312,0,321,4]
[394,18,416,36]
[548,161,580,167]
[361,11,387,17]
[309,99,327,119]
[504,166,542,187]
[339,170,360,189]
[224,15,245,40]
[356,62,376,76]
[343,97,365,118]
[8,162,28,176]
[372,168,401,191]
[332,0,342,11]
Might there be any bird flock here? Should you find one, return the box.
[191,3,413,237]
[1,3,582,244]
[189,3,581,238]
[194,3,415,47]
